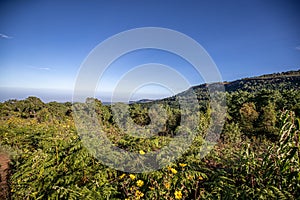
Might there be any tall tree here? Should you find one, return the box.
[239,102,259,135]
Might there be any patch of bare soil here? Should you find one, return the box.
[0,153,10,200]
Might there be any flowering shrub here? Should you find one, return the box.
[0,98,299,199]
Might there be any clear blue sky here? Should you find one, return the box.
[0,0,299,102]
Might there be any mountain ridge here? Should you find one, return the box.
[136,69,300,105]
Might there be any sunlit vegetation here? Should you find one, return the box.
[0,70,299,199]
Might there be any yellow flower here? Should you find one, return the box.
[136,180,144,187]
[179,163,187,167]
[139,150,145,155]
[129,174,136,180]
[169,167,177,174]
[164,182,170,189]
[135,190,144,198]
[119,173,126,179]
[174,190,182,199]
[198,175,203,180]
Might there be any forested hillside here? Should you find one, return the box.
[0,70,299,199]
[149,70,300,138]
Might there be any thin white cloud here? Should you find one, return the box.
[296,46,300,50]
[29,66,52,71]
[0,33,12,39]
[37,67,51,71]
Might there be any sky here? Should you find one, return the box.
[0,0,299,102]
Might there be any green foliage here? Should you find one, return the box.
[201,110,300,199]
[0,70,299,199]
[1,97,299,199]
[239,102,259,134]
[222,122,242,144]
[257,102,278,138]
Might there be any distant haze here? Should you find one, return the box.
[0,86,175,103]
